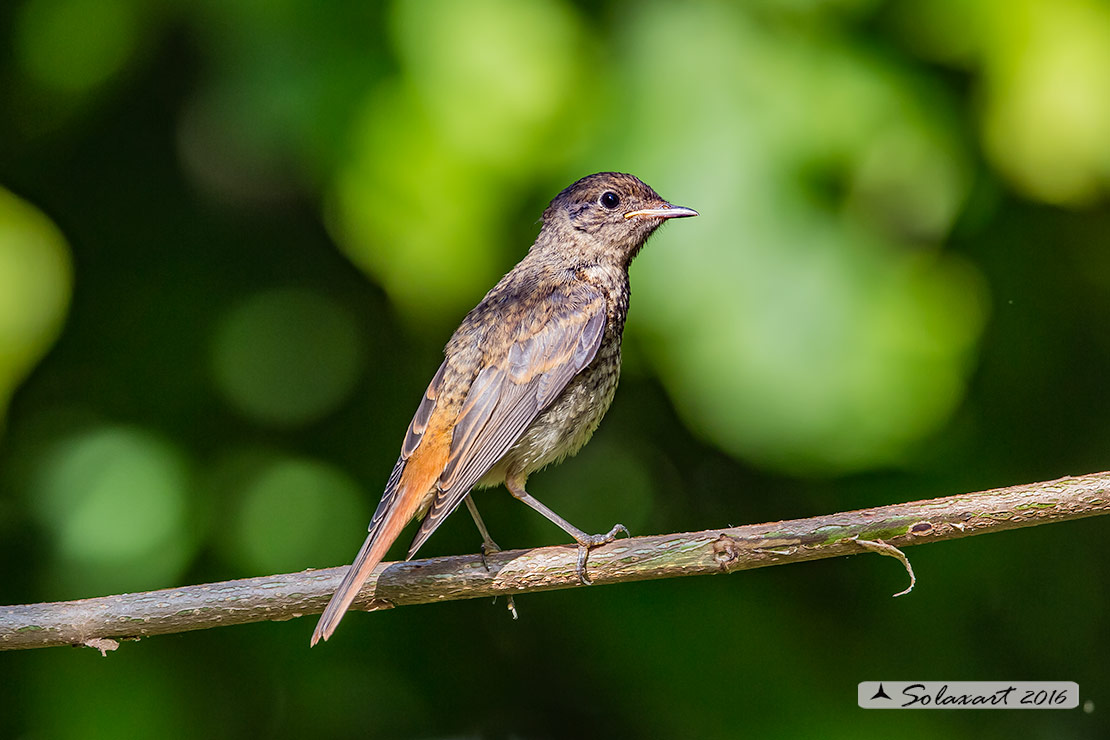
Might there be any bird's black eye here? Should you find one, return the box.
[599,191,620,209]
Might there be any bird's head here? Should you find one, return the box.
[538,172,698,264]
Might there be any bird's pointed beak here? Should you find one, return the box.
[624,202,699,220]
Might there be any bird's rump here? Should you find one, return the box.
[402,360,447,458]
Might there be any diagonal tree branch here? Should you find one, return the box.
[3,471,1109,652]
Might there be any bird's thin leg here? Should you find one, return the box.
[503,475,628,586]
[464,495,501,564]
[465,495,517,617]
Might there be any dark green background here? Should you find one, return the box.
[1,0,1108,737]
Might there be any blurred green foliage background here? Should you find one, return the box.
[2,0,1109,737]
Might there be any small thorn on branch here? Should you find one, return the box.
[82,637,119,656]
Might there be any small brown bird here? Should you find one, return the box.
[312,172,697,645]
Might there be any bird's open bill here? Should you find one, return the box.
[624,204,699,219]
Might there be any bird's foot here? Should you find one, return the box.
[478,538,502,572]
[479,539,519,619]
[573,523,629,586]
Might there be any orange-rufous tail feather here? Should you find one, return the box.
[310,437,448,646]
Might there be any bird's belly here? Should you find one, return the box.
[478,352,621,486]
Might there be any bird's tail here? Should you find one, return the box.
[311,459,432,646]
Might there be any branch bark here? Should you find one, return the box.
[3,471,1108,651]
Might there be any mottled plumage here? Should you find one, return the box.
[312,172,697,645]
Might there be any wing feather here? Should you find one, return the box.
[406,289,607,556]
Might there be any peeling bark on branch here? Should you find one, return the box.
[3,471,1108,651]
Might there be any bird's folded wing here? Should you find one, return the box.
[405,287,607,555]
